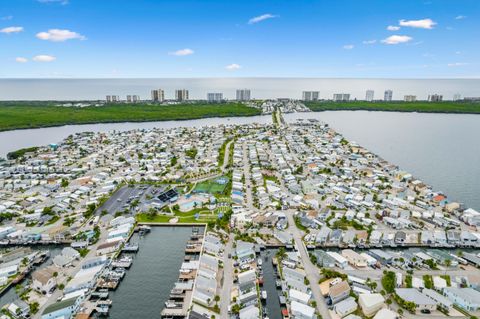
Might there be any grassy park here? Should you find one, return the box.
[136,208,218,224]
[0,101,261,131]
[193,176,229,194]
[305,101,480,114]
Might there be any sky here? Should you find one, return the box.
[0,0,479,78]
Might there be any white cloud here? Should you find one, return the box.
[0,26,23,34]
[168,48,194,56]
[343,44,354,50]
[399,18,436,29]
[248,13,278,24]
[15,57,28,63]
[33,55,56,62]
[447,62,468,67]
[455,15,466,20]
[36,29,85,42]
[225,63,241,70]
[362,40,376,45]
[387,25,400,31]
[381,35,413,45]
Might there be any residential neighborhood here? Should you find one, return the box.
[0,109,479,319]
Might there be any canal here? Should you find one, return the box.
[261,249,282,319]
[0,245,63,308]
[108,226,194,318]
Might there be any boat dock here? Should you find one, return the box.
[160,227,205,319]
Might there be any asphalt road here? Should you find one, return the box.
[220,234,234,318]
[286,210,332,319]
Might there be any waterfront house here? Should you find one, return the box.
[41,296,82,319]
[53,247,80,268]
[0,264,19,278]
[6,299,30,319]
[32,266,57,294]
[236,241,255,264]
[289,288,311,305]
[326,251,348,268]
[96,241,121,256]
[368,230,382,245]
[239,304,260,319]
[64,263,104,294]
[316,226,331,244]
[283,267,309,293]
[291,300,315,319]
[341,249,367,268]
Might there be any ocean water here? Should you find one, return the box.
[0,78,479,100]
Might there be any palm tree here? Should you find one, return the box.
[276,247,287,262]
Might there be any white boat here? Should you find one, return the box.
[112,256,133,268]
[261,290,267,299]
[257,258,263,266]
[165,300,180,308]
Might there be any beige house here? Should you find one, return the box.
[358,293,385,317]
[32,266,57,294]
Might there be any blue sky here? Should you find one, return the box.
[0,0,479,78]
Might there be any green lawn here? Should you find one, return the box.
[194,176,229,194]
[0,101,261,131]
[136,209,218,224]
[305,101,480,114]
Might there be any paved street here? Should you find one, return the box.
[286,210,332,319]
[241,141,255,211]
[220,234,234,318]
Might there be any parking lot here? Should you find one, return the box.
[96,184,168,217]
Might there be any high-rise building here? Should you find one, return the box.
[404,95,417,102]
[126,95,132,103]
[428,94,443,102]
[207,93,223,103]
[107,95,119,103]
[236,89,251,101]
[333,93,350,102]
[151,89,165,102]
[302,91,320,101]
[365,90,374,102]
[453,93,461,101]
[106,95,112,103]
[175,89,189,102]
[384,90,393,101]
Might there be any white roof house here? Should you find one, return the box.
[334,296,358,318]
[289,288,310,305]
[395,288,436,311]
[358,293,385,317]
[373,308,399,319]
[291,300,315,319]
[239,304,259,319]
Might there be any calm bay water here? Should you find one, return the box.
[284,111,480,211]
[1,78,479,100]
[109,227,193,319]
[0,110,479,210]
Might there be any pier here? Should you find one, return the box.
[160,227,205,319]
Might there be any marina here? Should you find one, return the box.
[107,227,194,319]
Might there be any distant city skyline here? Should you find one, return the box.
[0,0,479,78]
[0,78,478,100]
